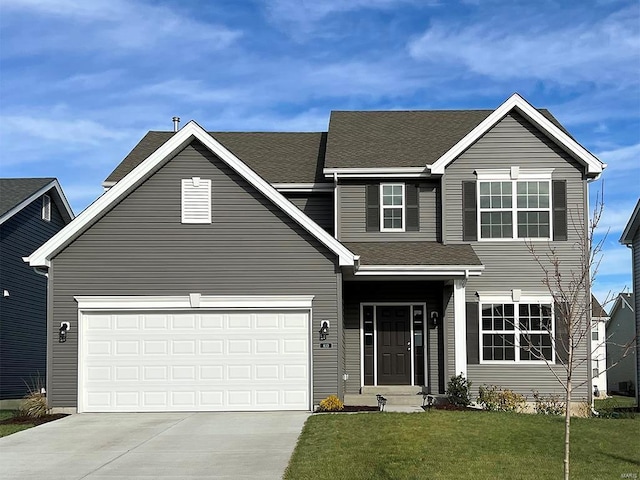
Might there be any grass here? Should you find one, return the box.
[0,410,35,438]
[595,395,637,410]
[284,410,640,480]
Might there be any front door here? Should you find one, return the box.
[377,306,411,385]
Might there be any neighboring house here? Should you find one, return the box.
[591,295,608,397]
[606,293,637,397]
[620,199,640,405]
[27,94,605,413]
[0,178,73,405]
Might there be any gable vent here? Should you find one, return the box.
[181,177,211,224]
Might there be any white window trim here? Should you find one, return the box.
[181,177,212,224]
[42,194,51,221]
[476,169,554,241]
[478,294,555,364]
[379,183,405,232]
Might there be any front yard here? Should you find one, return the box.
[285,410,640,480]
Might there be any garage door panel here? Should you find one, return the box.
[81,310,310,412]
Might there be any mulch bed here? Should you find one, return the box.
[0,413,69,426]
[315,405,381,413]
[429,403,480,411]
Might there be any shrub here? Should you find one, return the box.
[318,395,344,412]
[18,375,49,419]
[532,390,565,415]
[477,385,526,412]
[446,374,472,406]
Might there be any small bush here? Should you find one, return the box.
[532,391,565,415]
[318,395,344,412]
[18,375,49,419]
[477,385,526,412]
[446,374,472,407]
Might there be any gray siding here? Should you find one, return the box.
[634,229,640,404]
[338,180,440,242]
[0,196,67,399]
[49,140,340,408]
[606,300,637,395]
[284,193,334,235]
[343,281,443,394]
[443,112,589,399]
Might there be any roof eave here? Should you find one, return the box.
[619,200,640,246]
[428,93,606,176]
[0,179,74,226]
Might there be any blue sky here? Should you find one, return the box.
[0,0,638,304]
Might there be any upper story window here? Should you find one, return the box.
[181,177,211,224]
[365,183,419,233]
[42,194,51,221]
[462,168,567,242]
[380,183,405,231]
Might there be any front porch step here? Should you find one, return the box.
[361,386,424,395]
[345,387,437,407]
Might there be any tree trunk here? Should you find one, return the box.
[564,346,572,480]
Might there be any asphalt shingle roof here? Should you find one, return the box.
[343,241,482,266]
[324,109,567,169]
[0,178,55,218]
[105,132,327,184]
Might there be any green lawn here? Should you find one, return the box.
[285,410,640,480]
[0,410,36,438]
[595,395,637,410]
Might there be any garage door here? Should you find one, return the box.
[79,310,310,412]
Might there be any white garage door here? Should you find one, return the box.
[79,310,310,412]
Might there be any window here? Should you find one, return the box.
[592,330,599,342]
[479,179,551,239]
[181,177,211,224]
[380,183,405,231]
[42,194,51,221]
[481,301,554,363]
[592,360,599,378]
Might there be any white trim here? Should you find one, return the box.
[475,168,554,181]
[74,294,315,311]
[355,265,484,277]
[477,292,553,304]
[453,280,467,378]
[27,121,356,268]
[380,182,405,232]
[620,199,640,245]
[428,93,605,176]
[323,167,430,179]
[272,183,334,193]
[0,179,74,225]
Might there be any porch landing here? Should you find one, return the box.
[344,386,437,408]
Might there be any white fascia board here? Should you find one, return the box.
[0,180,74,226]
[272,183,334,193]
[428,93,605,176]
[355,265,484,277]
[28,121,356,268]
[75,295,315,310]
[323,167,430,179]
[620,199,640,245]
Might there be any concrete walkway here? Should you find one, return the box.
[0,411,309,479]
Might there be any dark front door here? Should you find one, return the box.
[377,306,411,385]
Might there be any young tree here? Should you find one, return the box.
[525,191,635,480]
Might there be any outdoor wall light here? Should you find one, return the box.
[430,311,439,328]
[59,322,70,343]
[319,320,330,341]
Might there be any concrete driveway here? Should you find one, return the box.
[0,411,309,479]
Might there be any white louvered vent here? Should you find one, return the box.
[181,177,211,224]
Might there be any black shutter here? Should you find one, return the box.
[366,184,380,232]
[406,184,419,231]
[555,302,570,364]
[553,180,567,241]
[466,302,480,365]
[462,181,477,241]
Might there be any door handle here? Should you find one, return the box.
[407,341,411,351]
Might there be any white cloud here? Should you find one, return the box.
[408,5,640,87]
[1,0,241,55]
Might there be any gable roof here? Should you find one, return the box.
[428,94,605,177]
[27,122,356,268]
[620,199,640,246]
[591,294,609,318]
[609,292,635,318]
[324,108,568,170]
[105,131,328,185]
[0,178,74,225]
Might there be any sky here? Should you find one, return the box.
[0,0,638,306]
